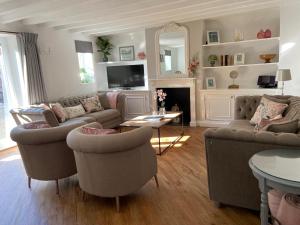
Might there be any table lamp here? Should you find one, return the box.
[276,69,291,95]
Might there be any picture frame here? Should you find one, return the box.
[119,46,135,61]
[234,53,245,65]
[207,31,220,44]
[206,77,216,89]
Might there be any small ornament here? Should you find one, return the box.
[257,29,265,39]
[137,52,146,60]
[264,29,272,38]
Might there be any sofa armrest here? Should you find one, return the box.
[116,93,126,121]
[204,127,300,147]
[10,122,83,145]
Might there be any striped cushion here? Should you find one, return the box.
[285,97,300,120]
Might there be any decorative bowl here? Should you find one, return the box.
[259,54,276,63]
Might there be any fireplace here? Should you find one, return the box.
[156,88,190,125]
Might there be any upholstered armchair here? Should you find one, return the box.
[10,122,81,194]
[66,122,158,212]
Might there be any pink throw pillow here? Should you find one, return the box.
[81,127,117,135]
[277,194,300,225]
[268,189,285,218]
[106,92,120,109]
[50,103,68,122]
[24,121,51,129]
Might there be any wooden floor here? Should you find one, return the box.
[0,126,259,225]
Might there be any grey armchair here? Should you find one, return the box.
[66,122,158,212]
[10,122,81,194]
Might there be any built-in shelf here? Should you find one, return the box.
[202,62,278,69]
[202,37,280,47]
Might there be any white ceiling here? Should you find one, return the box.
[0,0,280,36]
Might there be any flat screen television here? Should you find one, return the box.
[107,64,145,89]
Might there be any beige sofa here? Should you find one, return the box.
[204,95,300,210]
[11,92,126,129]
[66,122,158,212]
[43,93,125,128]
[10,122,80,194]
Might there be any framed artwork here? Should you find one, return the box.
[234,53,245,65]
[207,31,220,44]
[206,77,216,89]
[119,46,135,61]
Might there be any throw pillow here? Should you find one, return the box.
[264,119,299,133]
[106,92,120,109]
[24,121,51,129]
[81,126,117,135]
[98,93,111,109]
[263,94,290,105]
[284,96,300,121]
[64,104,86,119]
[50,102,68,122]
[80,96,103,113]
[250,97,288,125]
[258,114,283,130]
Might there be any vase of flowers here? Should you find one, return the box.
[188,55,200,77]
[156,89,167,115]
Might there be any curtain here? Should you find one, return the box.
[17,32,47,104]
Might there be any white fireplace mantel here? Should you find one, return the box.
[149,78,197,127]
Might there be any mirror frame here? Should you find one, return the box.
[155,22,189,78]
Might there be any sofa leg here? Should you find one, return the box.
[56,179,59,195]
[28,177,31,189]
[214,201,223,208]
[154,175,159,188]
[115,196,120,212]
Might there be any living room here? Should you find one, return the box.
[0,0,300,225]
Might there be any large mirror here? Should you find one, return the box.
[155,22,189,78]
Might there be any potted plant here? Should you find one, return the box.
[96,37,113,62]
[208,55,218,67]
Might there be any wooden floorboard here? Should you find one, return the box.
[0,126,259,225]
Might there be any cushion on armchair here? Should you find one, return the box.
[24,121,51,129]
[81,126,117,135]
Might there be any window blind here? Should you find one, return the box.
[75,40,93,53]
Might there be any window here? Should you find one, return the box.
[77,52,94,84]
[164,50,172,71]
[75,40,94,84]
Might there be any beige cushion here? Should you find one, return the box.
[250,97,288,125]
[80,96,103,113]
[265,119,299,133]
[86,109,120,123]
[97,93,111,109]
[285,96,300,121]
[64,104,86,119]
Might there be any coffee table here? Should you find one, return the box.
[120,112,184,155]
[249,149,300,225]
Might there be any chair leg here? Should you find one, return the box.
[115,196,120,212]
[28,177,31,189]
[56,179,59,195]
[154,175,159,188]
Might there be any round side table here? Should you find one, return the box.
[249,149,300,225]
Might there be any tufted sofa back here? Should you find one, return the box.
[58,93,96,107]
[234,96,262,120]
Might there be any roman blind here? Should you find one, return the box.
[75,40,93,53]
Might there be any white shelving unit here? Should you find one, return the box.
[202,62,278,69]
[202,37,280,48]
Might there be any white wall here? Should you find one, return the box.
[0,22,97,101]
[279,0,300,96]
[104,30,146,62]
[36,27,96,100]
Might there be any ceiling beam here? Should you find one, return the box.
[70,0,274,33]
[84,3,279,36]
[53,0,236,30]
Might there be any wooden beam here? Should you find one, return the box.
[71,0,278,34]
[84,3,279,36]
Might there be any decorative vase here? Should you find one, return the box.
[103,55,108,62]
[159,107,166,115]
[210,61,216,67]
